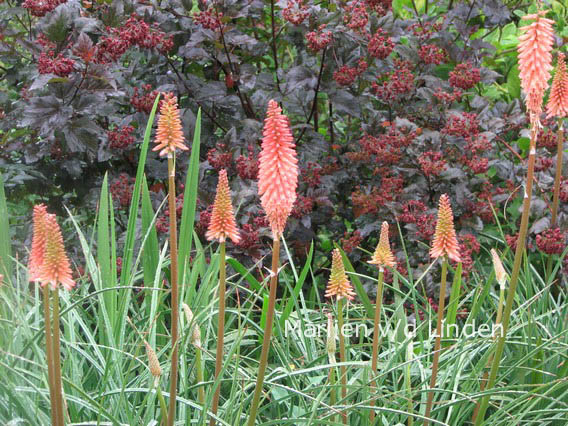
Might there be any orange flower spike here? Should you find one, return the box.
[325,249,355,301]
[546,53,568,118]
[430,194,462,263]
[258,100,299,238]
[28,204,49,282]
[517,10,555,117]
[368,221,396,270]
[38,214,75,291]
[153,92,188,157]
[205,169,241,244]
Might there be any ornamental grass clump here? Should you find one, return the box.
[206,168,240,425]
[424,194,461,425]
[153,92,188,426]
[474,11,555,425]
[29,204,76,426]
[368,221,395,423]
[325,248,355,425]
[247,100,298,426]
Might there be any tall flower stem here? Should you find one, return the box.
[52,290,65,425]
[474,124,539,425]
[369,269,384,423]
[166,154,180,426]
[472,279,505,423]
[424,256,448,425]
[247,237,280,426]
[337,297,348,425]
[210,241,226,425]
[546,122,564,278]
[43,285,58,426]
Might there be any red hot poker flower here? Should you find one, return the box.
[153,92,188,157]
[368,221,396,270]
[37,213,76,291]
[205,169,241,244]
[430,194,461,263]
[258,100,299,238]
[29,204,49,282]
[546,53,568,118]
[517,10,555,118]
[325,249,355,301]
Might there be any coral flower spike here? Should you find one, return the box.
[369,221,396,270]
[29,204,49,282]
[517,10,555,118]
[325,249,355,301]
[430,194,461,263]
[206,169,241,244]
[546,53,568,118]
[258,100,299,238]
[153,92,188,157]
[37,214,75,291]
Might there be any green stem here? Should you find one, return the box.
[156,384,169,425]
[424,256,448,425]
[43,285,58,426]
[329,365,336,424]
[546,122,564,279]
[369,269,384,423]
[167,155,180,426]
[247,237,280,426]
[210,241,226,425]
[337,297,348,425]
[195,343,205,407]
[474,123,538,425]
[52,290,65,426]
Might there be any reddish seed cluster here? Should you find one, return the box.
[465,156,489,174]
[418,44,448,65]
[38,51,75,77]
[306,25,332,51]
[433,88,463,104]
[291,195,314,218]
[442,112,480,138]
[340,230,363,254]
[536,228,566,255]
[108,125,135,150]
[343,1,369,31]
[409,20,443,42]
[156,215,169,234]
[23,0,66,17]
[116,257,123,276]
[534,156,554,172]
[506,233,518,250]
[372,60,414,102]
[193,205,212,237]
[368,28,394,59]
[193,8,224,31]
[560,178,568,203]
[351,176,404,216]
[236,145,259,180]
[398,200,435,240]
[252,214,270,229]
[449,62,481,90]
[130,85,159,114]
[301,162,323,187]
[418,151,447,177]
[364,0,392,15]
[236,223,260,252]
[95,15,173,64]
[458,233,480,275]
[537,126,558,150]
[110,173,134,209]
[282,0,309,25]
[207,143,233,171]
[333,61,367,86]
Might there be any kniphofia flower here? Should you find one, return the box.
[36,213,76,291]
[153,92,188,157]
[491,249,507,290]
[517,10,555,118]
[430,194,461,263]
[28,204,48,281]
[546,53,568,118]
[325,248,355,301]
[205,169,240,243]
[368,221,396,270]
[258,100,299,238]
